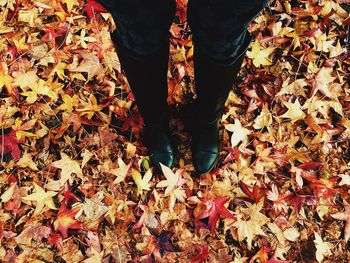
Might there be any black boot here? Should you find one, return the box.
[112,37,175,171]
[191,33,252,176]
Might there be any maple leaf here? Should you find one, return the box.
[246,40,275,67]
[196,196,235,233]
[41,26,64,48]
[48,232,63,251]
[232,199,269,250]
[0,183,17,202]
[276,78,308,98]
[21,79,58,104]
[17,150,38,170]
[132,168,153,196]
[157,230,181,256]
[339,174,350,186]
[253,103,272,130]
[279,98,306,123]
[53,203,82,238]
[64,0,78,12]
[77,29,97,49]
[156,164,187,213]
[14,223,51,245]
[56,93,79,112]
[21,182,58,216]
[225,119,251,148]
[83,0,108,20]
[0,71,13,94]
[0,129,21,160]
[70,53,102,81]
[191,243,209,263]
[266,184,292,214]
[51,152,83,186]
[111,157,132,184]
[239,181,265,203]
[312,67,336,98]
[331,199,350,242]
[314,232,332,262]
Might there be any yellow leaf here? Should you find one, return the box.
[110,158,132,184]
[280,98,306,123]
[246,41,275,67]
[64,0,78,12]
[0,72,13,94]
[253,103,272,129]
[17,151,38,171]
[77,94,104,119]
[22,183,58,215]
[81,149,93,168]
[282,227,300,242]
[232,216,268,250]
[78,29,97,49]
[276,78,308,97]
[339,174,350,186]
[13,36,29,50]
[225,119,251,147]
[36,121,49,138]
[132,168,152,195]
[13,70,38,89]
[329,40,345,58]
[51,62,66,80]
[57,93,79,112]
[314,232,332,262]
[51,152,83,186]
[1,183,17,203]
[314,67,336,98]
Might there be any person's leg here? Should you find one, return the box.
[187,0,269,175]
[99,0,177,170]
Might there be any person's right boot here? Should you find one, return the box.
[112,36,175,171]
[191,33,252,176]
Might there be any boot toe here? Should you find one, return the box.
[193,150,218,175]
[150,151,175,171]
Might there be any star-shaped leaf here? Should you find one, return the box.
[280,98,306,123]
[196,196,235,233]
[331,199,350,242]
[246,41,275,67]
[225,119,251,148]
[132,168,152,195]
[54,203,82,238]
[21,183,58,216]
[314,232,332,262]
[156,164,187,212]
[51,152,83,186]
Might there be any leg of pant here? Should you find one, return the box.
[187,0,269,174]
[98,0,176,124]
[187,0,269,122]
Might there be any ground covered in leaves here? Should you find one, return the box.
[1,0,350,262]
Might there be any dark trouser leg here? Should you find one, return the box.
[99,0,177,170]
[187,0,269,175]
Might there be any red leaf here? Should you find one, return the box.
[298,162,323,171]
[0,130,21,160]
[268,252,291,263]
[83,0,107,20]
[157,230,181,255]
[191,243,209,263]
[48,232,64,251]
[239,181,265,203]
[41,26,64,48]
[196,196,235,233]
[53,203,82,238]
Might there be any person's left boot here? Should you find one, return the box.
[191,33,251,176]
